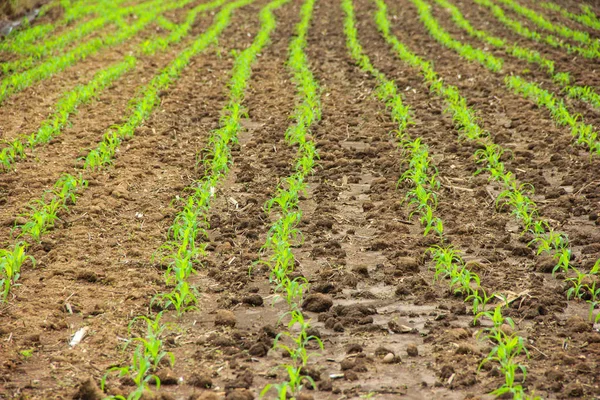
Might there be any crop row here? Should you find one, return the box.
[1,0,160,75]
[494,0,598,47]
[0,0,242,304]
[413,0,600,155]
[0,0,120,52]
[540,2,600,31]
[0,0,196,104]
[345,0,538,397]
[474,0,599,59]
[435,0,600,112]
[0,0,228,172]
[99,0,301,397]
[376,0,600,317]
[258,0,323,397]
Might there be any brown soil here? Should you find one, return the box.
[1,0,599,399]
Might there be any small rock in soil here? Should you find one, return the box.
[262,325,277,338]
[565,382,584,397]
[73,378,103,400]
[406,343,419,357]
[325,317,337,329]
[300,366,321,383]
[188,371,213,388]
[190,393,220,400]
[340,358,355,371]
[226,389,254,400]
[225,370,253,389]
[242,294,263,307]
[312,282,335,294]
[318,379,333,391]
[455,344,476,355]
[306,327,321,339]
[215,310,236,328]
[382,353,395,364]
[302,294,333,313]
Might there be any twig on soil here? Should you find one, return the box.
[575,180,599,196]
[528,343,548,359]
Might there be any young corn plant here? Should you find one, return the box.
[0,243,34,301]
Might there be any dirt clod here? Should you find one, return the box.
[215,310,237,328]
[188,371,213,388]
[302,294,333,313]
[73,378,103,400]
[242,294,263,307]
[225,389,254,400]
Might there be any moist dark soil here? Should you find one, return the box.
[0,0,599,399]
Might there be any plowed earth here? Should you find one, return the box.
[0,0,599,399]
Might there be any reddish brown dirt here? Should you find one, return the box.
[0,0,599,399]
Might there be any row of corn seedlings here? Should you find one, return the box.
[140,0,229,56]
[374,0,600,324]
[258,0,323,397]
[0,0,110,51]
[494,0,597,47]
[435,0,600,111]
[474,0,599,59]
[0,0,158,74]
[101,312,175,399]
[0,57,136,171]
[505,75,600,154]
[344,1,538,397]
[0,0,228,172]
[0,0,253,305]
[0,174,86,301]
[99,2,271,397]
[540,2,600,31]
[412,0,600,155]
[0,0,196,104]
[411,0,503,72]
